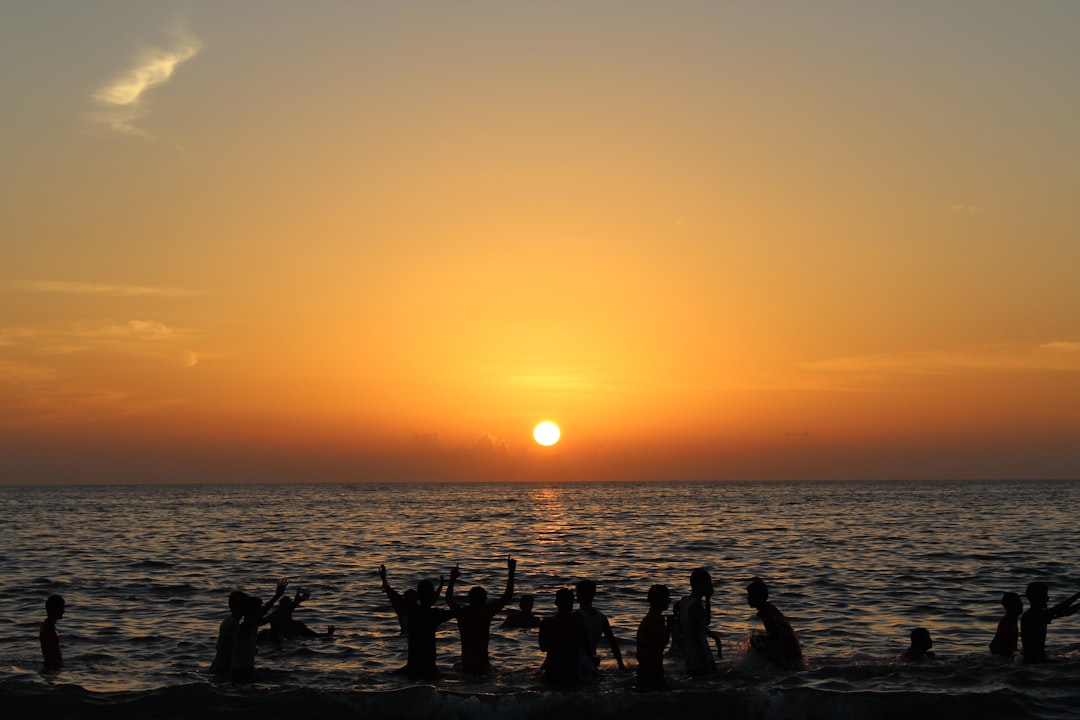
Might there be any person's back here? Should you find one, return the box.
[404,581,454,678]
[540,588,587,684]
[447,557,515,674]
[573,579,623,671]
[40,594,65,672]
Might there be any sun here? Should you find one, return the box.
[533,421,561,447]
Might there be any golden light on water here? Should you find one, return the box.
[533,422,561,447]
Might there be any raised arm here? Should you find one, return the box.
[259,577,290,620]
[379,564,404,607]
[1051,591,1080,618]
[446,564,462,611]
[497,555,517,608]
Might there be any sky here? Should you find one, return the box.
[2,1,1079,483]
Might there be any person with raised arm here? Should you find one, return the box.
[380,564,454,678]
[1020,582,1080,663]
[232,578,289,682]
[446,554,516,674]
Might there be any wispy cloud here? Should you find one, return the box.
[88,23,201,137]
[10,280,203,298]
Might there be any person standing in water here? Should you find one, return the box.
[40,594,65,672]
[746,577,804,670]
[539,587,590,685]
[635,584,671,691]
[990,591,1023,658]
[209,590,247,674]
[574,579,625,672]
[1020,581,1080,663]
[446,555,516,674]
[679,568,720,676]
[380,564,456,679]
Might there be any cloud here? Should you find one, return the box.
[1041,341,1080,353]
[10,280,203,298]
[89,23,201,137]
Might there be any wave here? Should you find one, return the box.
[2,680,1077,720]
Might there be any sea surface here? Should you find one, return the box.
[1,480,1079,719]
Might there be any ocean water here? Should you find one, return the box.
[1,480,1079,719]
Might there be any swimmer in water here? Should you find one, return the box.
[1020,581,1080,664]
[445,555,516,674]
[501,594,541,628]
[901,627,935,661]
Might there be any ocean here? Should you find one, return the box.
[2,480,1078,719]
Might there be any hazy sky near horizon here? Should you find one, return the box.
[3,1,1079,483]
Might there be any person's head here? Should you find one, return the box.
[278,596,293,610]
[1002,591,1023,616]
[575,580,597,607]
[746,578,769,608]
[245,596,263,619]
[519,594,535,613]
[555,587,575,612]
[910,627,933,652]
[647,584,670,611]
[690,568,713,598]
[416,579,437,606]
[467,586,488,608]
[1025,582,1049,608]
[403,589,418,605]
[45,595,65,621]
[228,590,247,619]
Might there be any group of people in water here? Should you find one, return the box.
[38,567,1080,687]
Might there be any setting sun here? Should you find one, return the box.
[533,422,561,447]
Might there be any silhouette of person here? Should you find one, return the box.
[574,579,625,672]
[1020,581,1080,664]
[446,555,516,674]
[746,578,804,670]
[501,594,541,628]
[40,594,65,672]
[539,587,590,685]
[679,568,720,675]
[380,564,455,679]
[635,584,671,691]
[268,588,335,639]
[232,578,289,682]
[900,627,935,661]
[990,591,1023,658]
[209,590,247,674]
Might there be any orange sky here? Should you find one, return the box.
[2,2,1079,483]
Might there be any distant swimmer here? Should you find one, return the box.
[501,594,541,629]
[635,584,671,691]
[746,578,804,670]
[267,587,335,639]
[379,564,455,679]
[539,587,590,685]
[679,568,720,676]
[40,594,65,672]
[574,579,625,672]
[1020,582,1080,664]
[989,592,1023,658]
[900,627,935,661]
[446,555,516,674]
[209,590,246,674]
